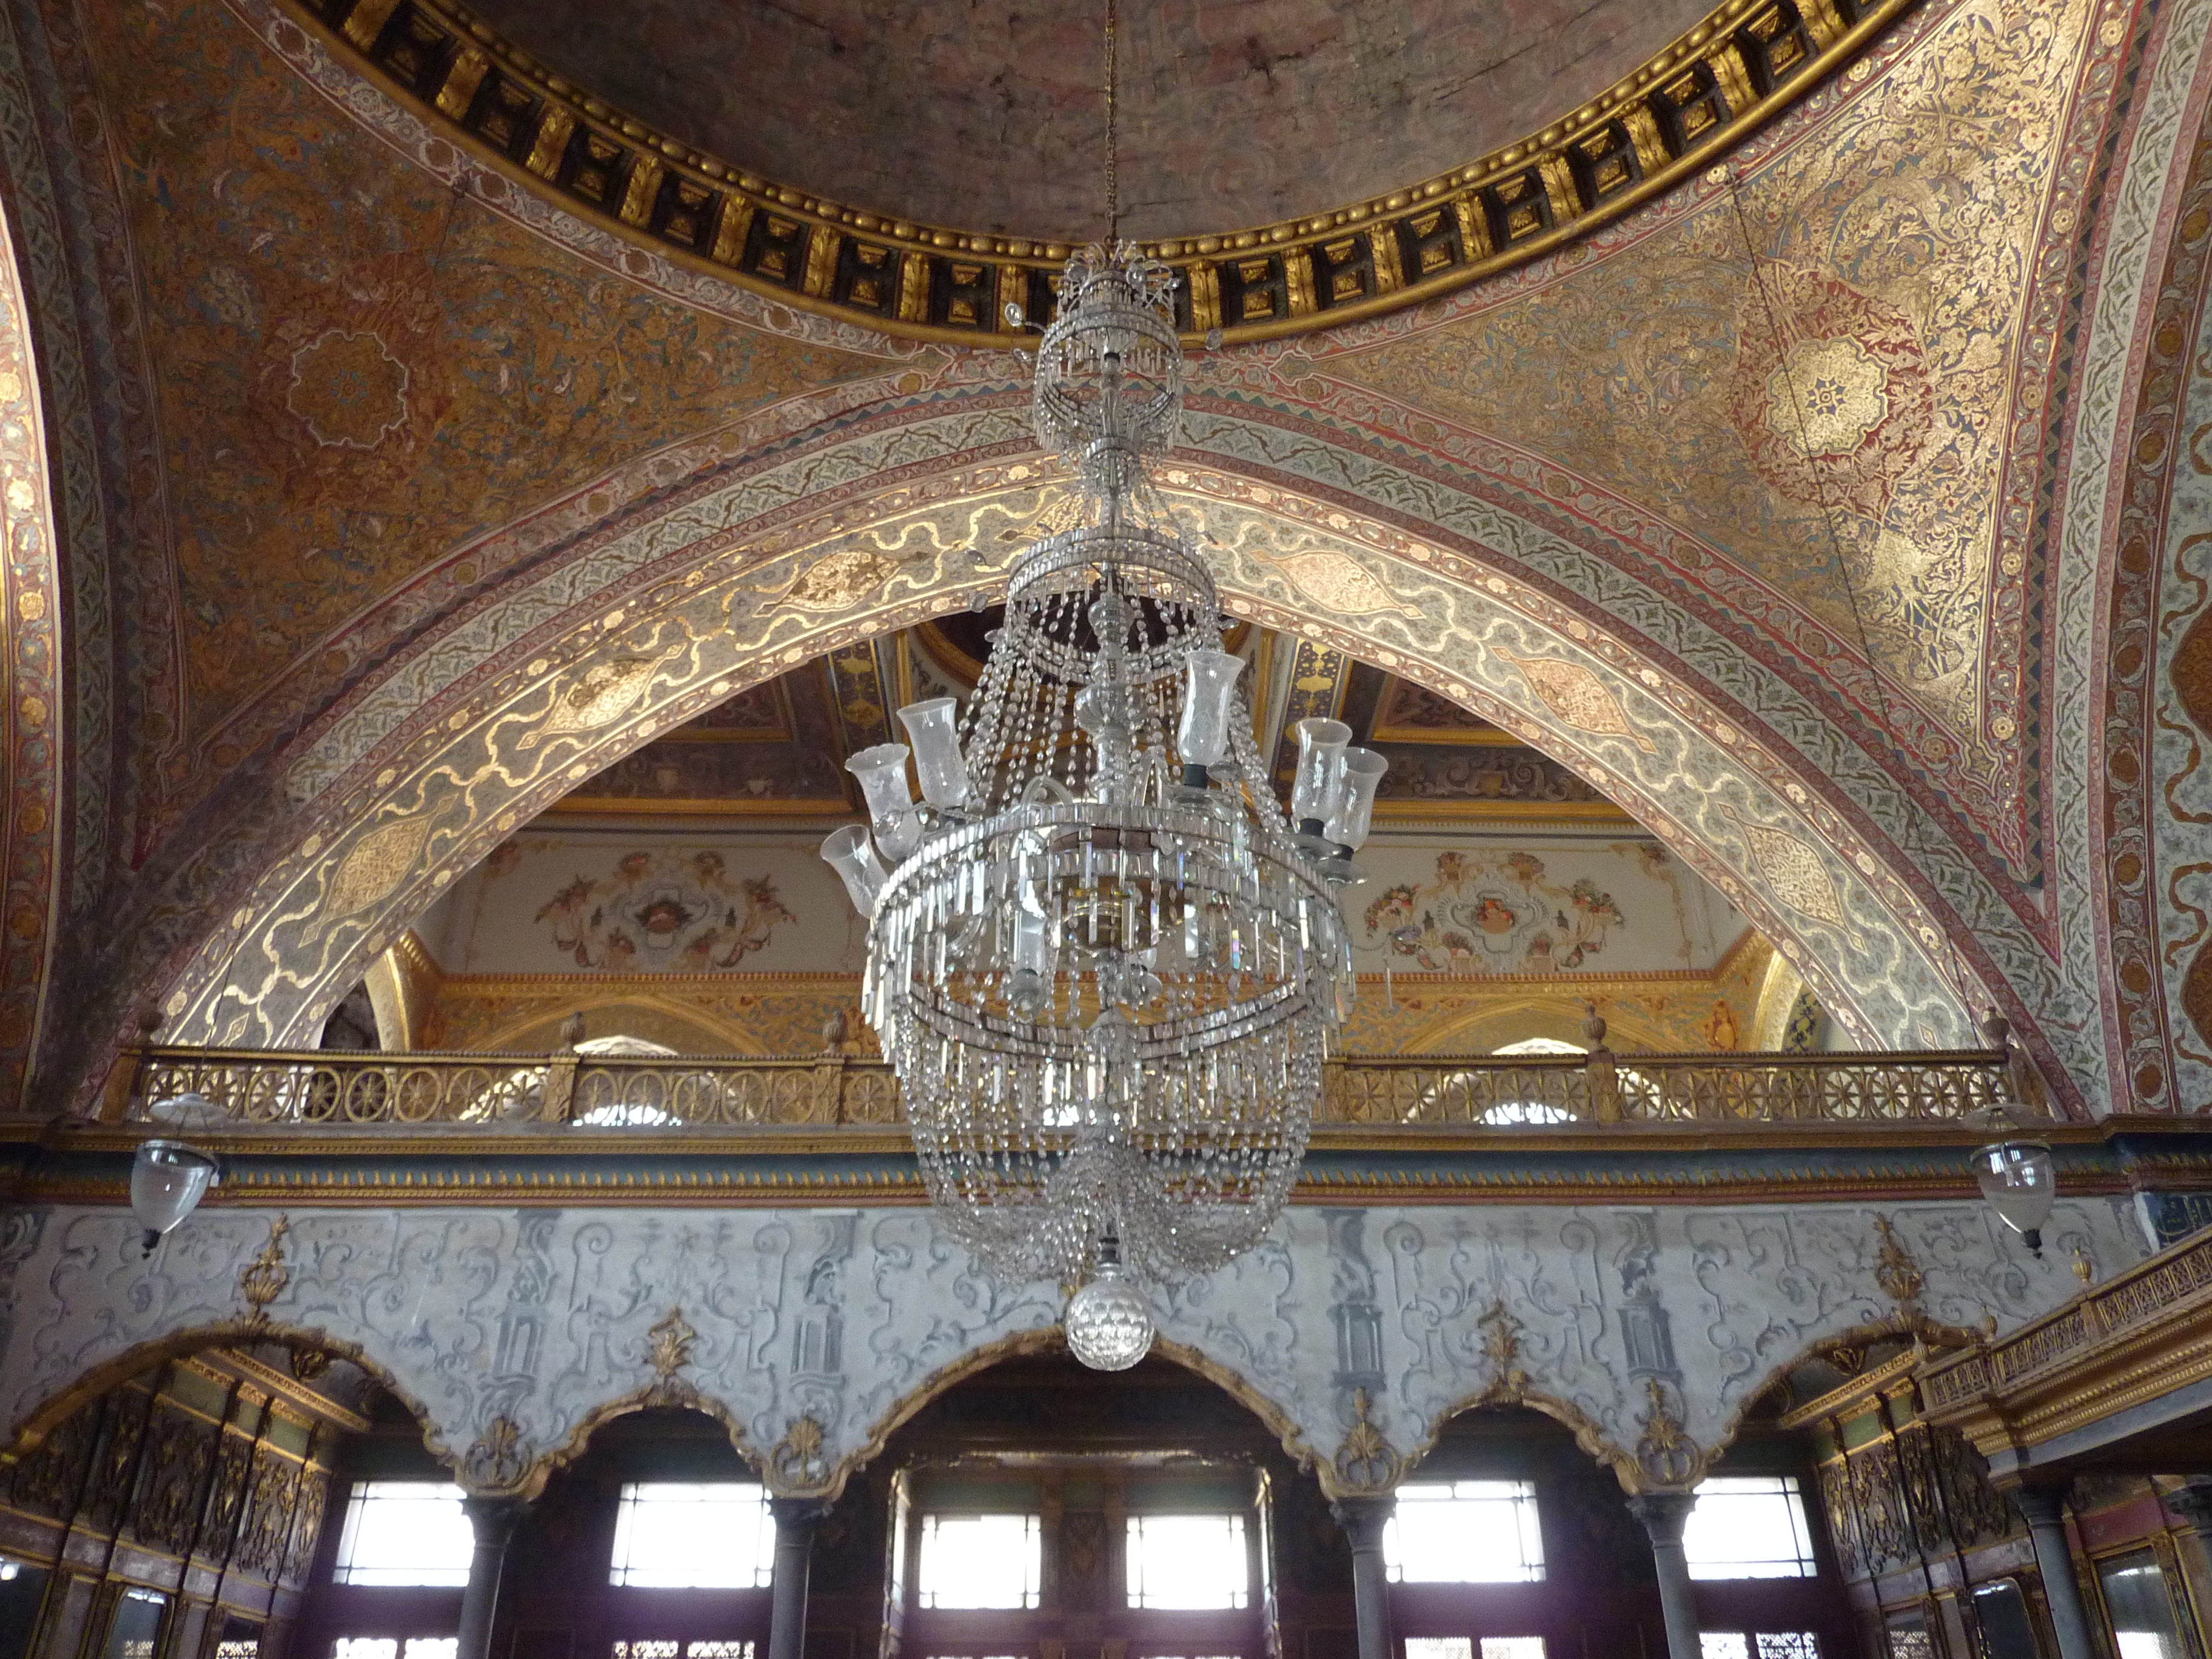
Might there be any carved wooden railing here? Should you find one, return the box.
[115,1045,2014,1130]
[1919,1226,2212,1415]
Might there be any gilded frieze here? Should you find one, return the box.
[252,0,1913,344]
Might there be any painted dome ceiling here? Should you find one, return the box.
[454,0,1718,242]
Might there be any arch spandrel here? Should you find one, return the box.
[0,1201,2147,1505]
[155,409,1991,1061]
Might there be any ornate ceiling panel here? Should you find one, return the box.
[78,0,892,762]
[263,0,1910,342]
[455,0,1717,242]
[1316,0,2106,883]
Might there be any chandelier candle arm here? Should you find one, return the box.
[820,824,890,919]
[1326,747,1389,852]
[898,697,973,811]
[1290,717,1355,838]
[846,742,925,861]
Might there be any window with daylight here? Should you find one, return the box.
[1700,1638,1819,1659]
[1478,1642,1547,1659]
[917,1515,1044,1609]
[333,1482,476,1586]
[1404,1641,1474,1659]
[1125,1514,1250,1610]
[106,1587,166,1659]
[1681,1478,1818,1580]
[609,1484,777,1589]
[611,1646,752,1659]
[2098,1550,2191,1659]
[1384,1481,1546,1583]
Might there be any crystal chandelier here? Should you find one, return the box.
[820,258,1382,1367]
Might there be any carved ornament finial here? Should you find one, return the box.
[1873,1215,1925,1309]
[1332,1387,1403,1495]
[239,1216,292,1323]
[648,1309,697,1379]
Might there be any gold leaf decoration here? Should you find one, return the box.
[777,546,897,612]
[1495,650,1658,753]
[1872,1215,1925,1308]
[238,1216,291,1322]
[1635,1378,1702,1488]
[518,656,660,749]
[771,1412,832,1490]
[1331,1386,1403,1494]
[647,1307,698,1381]
[463,1414,531,1492]
[312,813,432,935]
[1261,550,1423,619]
[1721,806,1865,948]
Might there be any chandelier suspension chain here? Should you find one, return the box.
[1104,0,1119,244]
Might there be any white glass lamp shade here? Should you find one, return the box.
[846,743,923,860]
[1972,1138,2056,1253]
[1177,649,1245,772]
[1324,747,1389,851]
[130,1140,218,1255]
[820,824,890,920]
[897,699,971,811]
[1064,1266,1155,1371]
[1289,719,1353,831]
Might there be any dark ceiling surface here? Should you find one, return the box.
[460,0,1715,242]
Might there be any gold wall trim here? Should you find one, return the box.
[286,0,1915,344]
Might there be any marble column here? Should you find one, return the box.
[1330,1496,1395,1659]
[2014,1484,2099,1659]
[768,1497,834,1659]
[456,1496,526,1659]
[1626,1493,1701,1659]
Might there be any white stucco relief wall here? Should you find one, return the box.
[0,1198,2142,1498]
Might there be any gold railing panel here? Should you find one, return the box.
[122,1046,2013,1130]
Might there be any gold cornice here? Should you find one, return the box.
[199,1348,375,1435]
[1777,1350,1923,1430]
[287,0,1917,344]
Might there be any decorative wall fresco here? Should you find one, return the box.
[1350,839,1746,977]
[417,835,865,978]
[0,193,64,1110]
[1312,0,2104,880]
[73,0,891,760]
[0,1199,2148,1504]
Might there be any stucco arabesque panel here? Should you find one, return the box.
[0,1200,2143,1500]
[2057,0,2212,1113]
[156,414,1973,1057]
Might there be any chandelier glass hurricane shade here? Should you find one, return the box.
[822,247,1384,1370]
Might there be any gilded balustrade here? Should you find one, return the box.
[120,1045,2012,1130]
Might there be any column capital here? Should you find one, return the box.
[769,1495,837,1532]
[1330,1494,1395,1549]
[460,1493,528,1549]
[2012,1481,2074,1528]
[1626,1492,1698,1545]
[2164,1478,2212,1538]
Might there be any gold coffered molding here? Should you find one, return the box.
[288,0,1914,344]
